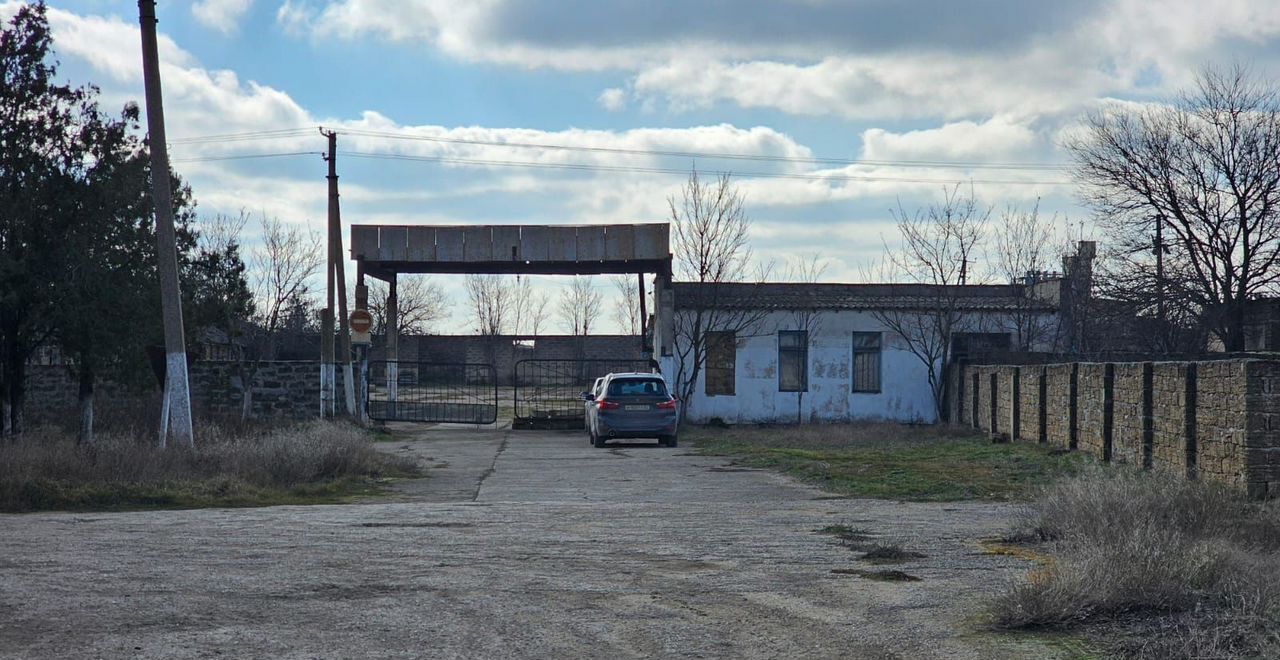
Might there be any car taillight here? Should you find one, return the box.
[597,400,621,410]
[656,398,678,410]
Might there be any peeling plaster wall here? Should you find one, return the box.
[676,310,1007,425]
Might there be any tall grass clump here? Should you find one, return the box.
[0,420,420,512]
[992,468,1280,659]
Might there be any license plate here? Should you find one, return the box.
[625,404,649,411]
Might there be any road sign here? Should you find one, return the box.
[350,309,373,344]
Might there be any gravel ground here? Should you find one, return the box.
[0,425,1065,659]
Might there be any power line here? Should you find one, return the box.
[342,150,1073,186]
[167,125,1073,172]
[169,150,322,163]
[337,127,1070,171]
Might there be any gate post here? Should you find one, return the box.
[386,275,399,418]
[356,343,370,425]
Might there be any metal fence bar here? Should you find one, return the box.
[366,361,498,424]
[513,358,653,424]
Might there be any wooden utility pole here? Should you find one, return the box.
[324,130,355,415]
[137,1,193,447]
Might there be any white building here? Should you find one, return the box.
[651,244,1095,424]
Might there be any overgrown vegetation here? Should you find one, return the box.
[690,423,1083,501]
[992,469,1280,659]
[0,420,420,512]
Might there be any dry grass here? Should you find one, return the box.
[0,420,421,512]
[992,468,1280,659]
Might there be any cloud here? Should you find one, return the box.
[274,0,1280,122]
[192,0,254,35]
[597,87,626,112]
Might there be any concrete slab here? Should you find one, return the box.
[0,427,1062,659]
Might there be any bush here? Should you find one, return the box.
[992,468,1280,659]
[0,420,420,511]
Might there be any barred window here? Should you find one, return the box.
[705,331,736,396]
[852,332,882,393]
[778,330,808,392]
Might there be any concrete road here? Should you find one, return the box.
[0,426,1057,659]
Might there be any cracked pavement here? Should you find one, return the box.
[0,424,1063,659]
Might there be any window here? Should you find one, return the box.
[705,331,736,395]
[852,332,882,393]
[607,378,668,397]
[778,330,807,392]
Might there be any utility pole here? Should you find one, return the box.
[324,129,355,416]
[138,1,193,448]
[1154,213,1166,324]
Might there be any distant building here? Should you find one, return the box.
[652,242,1095,424]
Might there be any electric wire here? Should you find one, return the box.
[167,125,1073,172]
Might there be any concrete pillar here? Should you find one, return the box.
[654,275,675,357]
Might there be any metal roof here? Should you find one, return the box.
[671,282,1056,313]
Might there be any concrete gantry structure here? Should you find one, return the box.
[349,223,674,412]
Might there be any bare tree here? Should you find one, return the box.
[366,277,449,336]
[989,201,1070,350]
[1068,63,1280,351]
[464,274,514,335]
[869,185,989,421]
[510,276,551,336]
[611,275,642,335]
[669,170,771,421]
[557,276,603,335]
[241,216,323,420]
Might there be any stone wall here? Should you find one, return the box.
[26,361,349,424]
[1076,363,1109,459]
[1044,364,1075,448]
[1151,362,1191,476]
[1110,363,1146,467]
[956,357,1280,497]
[1018,365,1045,443]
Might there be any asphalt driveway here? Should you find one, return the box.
[0,425,1060,659]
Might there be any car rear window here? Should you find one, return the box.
[607,378,668,397]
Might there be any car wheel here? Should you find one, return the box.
[661,435,678,448]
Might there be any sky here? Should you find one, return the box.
[9,0,1280,333]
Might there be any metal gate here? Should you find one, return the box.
[513,358,654,429]
[367,361,498,424]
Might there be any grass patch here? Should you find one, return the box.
[0,420,421,512]
[990,468,1280,659]
[831,568,921,582]
[689,422,1084,501]
[860,544,927,562]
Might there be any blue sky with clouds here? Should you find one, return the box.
[10,1,1280,332]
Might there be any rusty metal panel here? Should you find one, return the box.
[576,226,605,261]
[351,225,379,259]
[406,226,435,261]
[377,226,408,261]
[435,227,465,261]
[634,223,669,259]
[520,226,551,261]
[491,226,522,261]
[547,226,578,261]
[462,226,493,261]
[604,224,635,261]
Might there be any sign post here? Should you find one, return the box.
[349,310,373,424]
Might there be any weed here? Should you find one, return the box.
[990,469,1280,660]
[0,420,421,512]
[860,545,927,562]
[832,568,921,582]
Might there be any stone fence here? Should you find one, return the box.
[951,358,1280,498]
[27,361,348,424]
